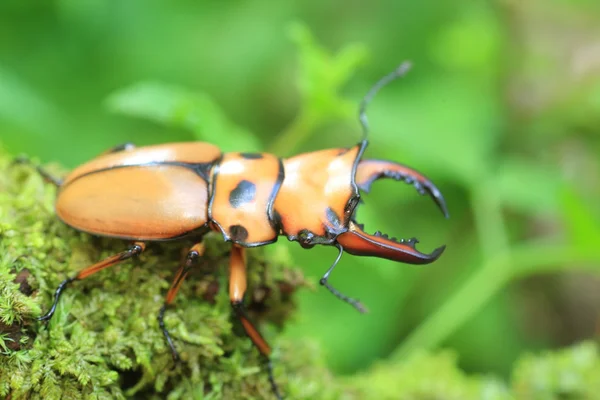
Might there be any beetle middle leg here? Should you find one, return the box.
[229,245,282,400]
[320,243,368,313]
[38,241,146,322]
[158,242,205,362]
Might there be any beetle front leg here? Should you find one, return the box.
[158,242,205,362]
[229,245,282,400]
[320,244,368,313]
[38,242,146,322]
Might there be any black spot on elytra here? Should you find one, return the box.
[239,152,263,160]
[229,225,249,242]
[229,180,256,208]
[325,207,342,228]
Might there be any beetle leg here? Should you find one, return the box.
[100,142,136,156]
[320,243,368,313]
[229,245,282,400]
[158,242,205,362]
[11,156,63,187]
[37,242,146,322]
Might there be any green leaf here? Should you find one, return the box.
[0,66,65,136]
[370,76,501,185]
[560,186,600,247]
[106,82,261,152]
[289,22,367,121]
[269,22,367,154]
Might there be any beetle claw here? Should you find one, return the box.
[355,159,449,218]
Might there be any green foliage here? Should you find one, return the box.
[268,23,367,155]
[107,83,261,153]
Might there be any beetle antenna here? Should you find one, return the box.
[320,243,368,313]
[359,61,412,141]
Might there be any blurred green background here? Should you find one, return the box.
[1,0,600,383]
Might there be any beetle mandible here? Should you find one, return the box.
[27,62,448,399]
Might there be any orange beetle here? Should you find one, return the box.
[27,62,448,399]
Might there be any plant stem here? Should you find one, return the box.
[392,243,600,359]
[268,110,315,156]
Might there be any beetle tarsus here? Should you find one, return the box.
[37,277,75,322]
[158,304,181,362]
[264,357,283,400]
[158,242,205,362]
[37,243,146,322]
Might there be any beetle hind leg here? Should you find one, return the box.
[158,242,205,362]
[38,242,146,322]
[229,245,282,400]
[11,156,63,187]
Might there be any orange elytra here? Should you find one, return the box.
[25,62,448,400]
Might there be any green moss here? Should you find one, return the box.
[511,342,600,400]
[345,350,511,400]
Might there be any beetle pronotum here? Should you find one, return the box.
[24,62,448,399]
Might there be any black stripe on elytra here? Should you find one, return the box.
[267,158,285,232]
[64,160,216,189]
[239,152,264,160]
[229,180,257,208]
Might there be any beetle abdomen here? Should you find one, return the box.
[57,165,211,240]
